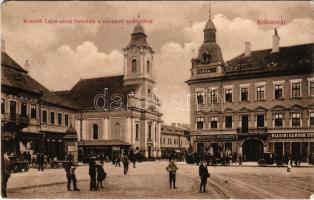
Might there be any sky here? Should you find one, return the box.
[1,1,314,125]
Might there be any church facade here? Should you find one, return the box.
[186,8,314,162]
[57,23,163,160]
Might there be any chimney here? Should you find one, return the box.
[24,60,30,72]
[1,39,5,53]
[244,42,251,57]
[272,28,280,53]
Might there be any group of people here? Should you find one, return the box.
[166,159,210,193]
[88,156,107,191]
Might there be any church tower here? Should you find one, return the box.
[190,5,224,79]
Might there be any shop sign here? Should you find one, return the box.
[270,132,314,139]
[195,134,237,141]
[67,145,75,152]
[112,146,120,151]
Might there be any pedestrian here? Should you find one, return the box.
[88,156,97,191]
[96,161,106,188]
[166,160,178,189]
[129,149,136,168]
[122,153,129,175]
[65,161,80,191]
[199,159,210,193]
[1,153,11,198]
[115,155,121,167]
[287,157,292,172]
[37,153,44,171]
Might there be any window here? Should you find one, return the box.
[257,114,264,128]
[148,89,151,96]
[225,89,233,102]
[31,104,36,118]
[310,112,314,126]
[225,116,232,129]
[309,81,314,97]
[196,117,204,130]
[42,110,47,124]
[132,59,137,72]
[210,117,218,129]
[57,113,62,126]
[274,85,283,100]
[292,113,301,127]
[21,102,27,117]
[9,101,16,120]
[210,90,218,103]
[148,123,152,140]
[1,99,5,114]
[135,123,139,139]
[147,60,150,73]
[256,86,265,100]
[274,114,283,128]
[93,124,98,139]
[64,114,69,126]
[197,92,204,104]
[114,123,121,138]
[241,88,248,101]
[50,112,55,125]
[292,83,301,98]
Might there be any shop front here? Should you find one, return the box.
[194,134,238,158]
[268,132,314,162]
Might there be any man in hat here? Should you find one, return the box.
[199,159,210,193]
[88,156,97,191]
[166,159,179,189]
[65,161,80,191]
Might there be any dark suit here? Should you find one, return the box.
[199,164,209,192]
[89,160,97,191]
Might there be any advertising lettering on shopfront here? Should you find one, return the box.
[270,132,314,139]
[195,134,237,141]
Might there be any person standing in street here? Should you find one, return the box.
[199,159,210,193]
[122,152,129,175]
[115,155,121,167]
[1,153,11,198]
[65,161,80,191]
[37,153,44,171]
[88,156,97,191]
[166,160,179,189]
[96,161,106,188]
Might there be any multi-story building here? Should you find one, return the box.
[56,23,163,160]
[1,40,78,160]
[160,123,190,159]
[186,9,314,162]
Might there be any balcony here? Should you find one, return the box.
[1,113,30,129]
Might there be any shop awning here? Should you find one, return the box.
[78,139,131,146]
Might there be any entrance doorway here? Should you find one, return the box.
[242,139,264,161]
[148,146,152,158]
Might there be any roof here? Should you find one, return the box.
[58,75,138,110]
[204,20,216,30]
[1,52,77,109]
[161,124,187,136]
[78,139,131,146]
[226,43,314,76]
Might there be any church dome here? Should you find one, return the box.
[132,23,145,35]
[204,20,216,30]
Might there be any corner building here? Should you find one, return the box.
[186,10,314,162]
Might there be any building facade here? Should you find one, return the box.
[56,23,163,160]
[1,41,78,161]
[160,123,190,159]
[186,10,314,162]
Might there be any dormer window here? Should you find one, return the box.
[202,52,211,62]
[132,59,137,72]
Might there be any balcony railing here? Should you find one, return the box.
[237,127,268,134]
[1,113,30,126]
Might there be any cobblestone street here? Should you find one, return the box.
[7,161,314,198]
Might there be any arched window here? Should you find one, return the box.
[146,60,150,73]
[93,124,98,140]
[114,123,121,139]
[132,59,137,72]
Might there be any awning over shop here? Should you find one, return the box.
[78,139,131,146]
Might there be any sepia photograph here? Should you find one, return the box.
[1,0,314,199]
